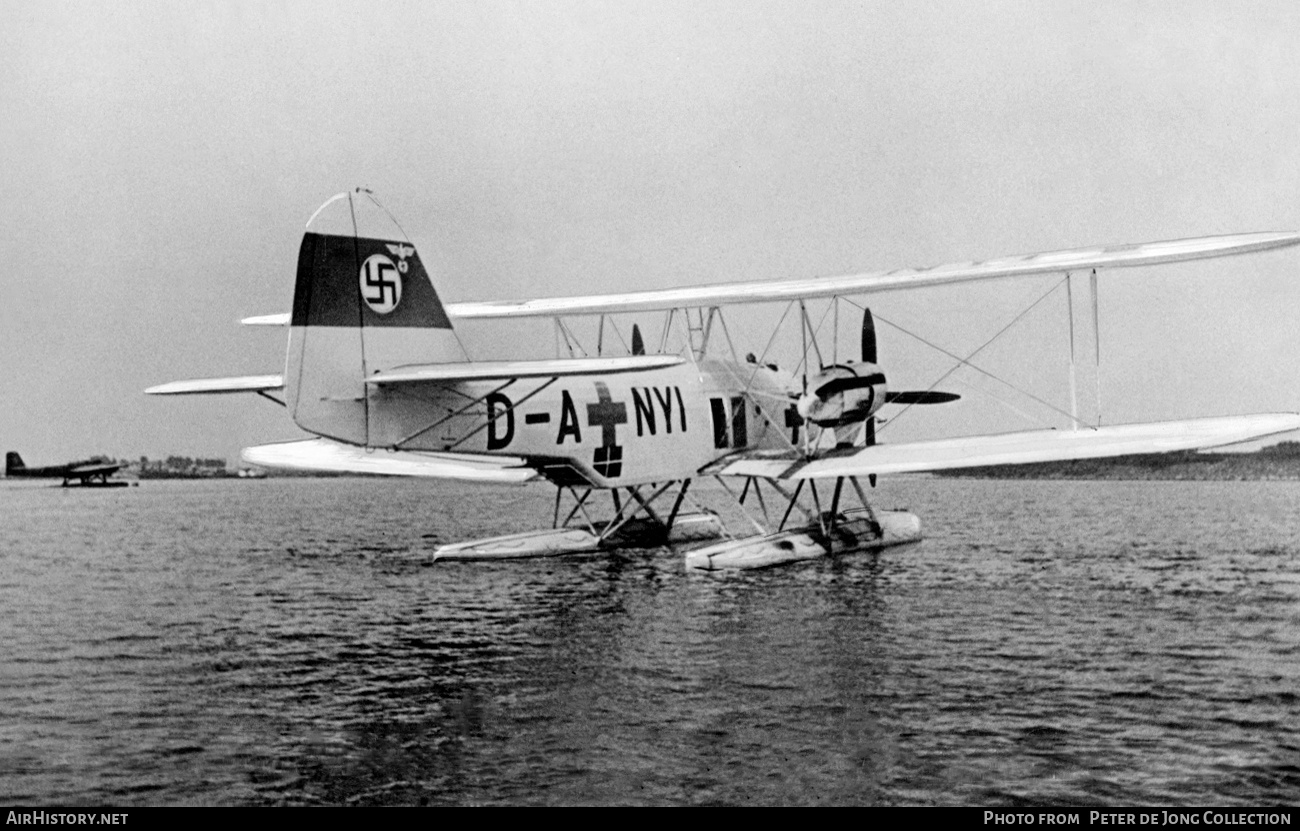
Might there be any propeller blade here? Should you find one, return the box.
[862,306,877,364]
[884,391,961,405]
[863,308,877,446]
[631,324,645,356]
[814,372,886,399]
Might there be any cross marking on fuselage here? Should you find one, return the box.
[586,382,627,447]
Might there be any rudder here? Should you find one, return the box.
[285,191,464,446]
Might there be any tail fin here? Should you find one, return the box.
[285,191,463,445]
[6,452,24,475]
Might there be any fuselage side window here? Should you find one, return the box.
[710,398,728,448]
[729,396,747,448]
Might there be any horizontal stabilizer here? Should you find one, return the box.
[145,375,284,395]
[709,413,1300,479]
[240,313,289,326]
[241,438,539,483]
[368,355,684,385]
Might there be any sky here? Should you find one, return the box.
[3,0,1300,465]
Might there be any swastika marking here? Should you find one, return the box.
[359,254,402,314]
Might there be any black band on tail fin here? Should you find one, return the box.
[291,233,452,329]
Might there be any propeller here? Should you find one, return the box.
[885,390,961,405]
[862,307,877,446]
[794,307,882,447]
[785,305,961,457]
[794,306,960,450]
[631,324,645,356]
[862,305,877,365]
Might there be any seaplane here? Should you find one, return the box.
[5,451,126,487]
[146,190,1300,570]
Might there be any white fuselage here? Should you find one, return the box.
[366,359,798,487]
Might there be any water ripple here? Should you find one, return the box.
[2,477,1299,804]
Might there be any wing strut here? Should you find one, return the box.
[1066,268,1105,430]
[445,379,557,452]
[388,379,515,449]
[1066,271,1079,430]
[845,281,1086,436]
[1091,268,1102,426]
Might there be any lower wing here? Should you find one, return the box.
[240,438,538,484]
[145,375,285,395]
[706,413,1300,479]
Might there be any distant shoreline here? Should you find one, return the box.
[934,442,1300,481]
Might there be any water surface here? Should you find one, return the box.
[2,477,1297,805]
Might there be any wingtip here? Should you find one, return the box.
[240,313,289,326]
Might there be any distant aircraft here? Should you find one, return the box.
[5,452,125,487]
[147,190,1300,569]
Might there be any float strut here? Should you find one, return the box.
[665,479,691,531]
[849,476,882,535]
[828,477,845,535]
[777,480,805,531]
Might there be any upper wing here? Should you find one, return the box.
[238,232,1300,323]
[449,232,1300,318]
[145,375,284,395]
[241,438,538,484]
[707,413,1300,480]
[367,355,683,385]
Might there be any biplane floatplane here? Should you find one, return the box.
[147,191,1300,570]
[5,451,125,487]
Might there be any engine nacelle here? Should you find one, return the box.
[796,362,887,428]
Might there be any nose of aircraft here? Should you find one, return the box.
[796,387,838,422]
